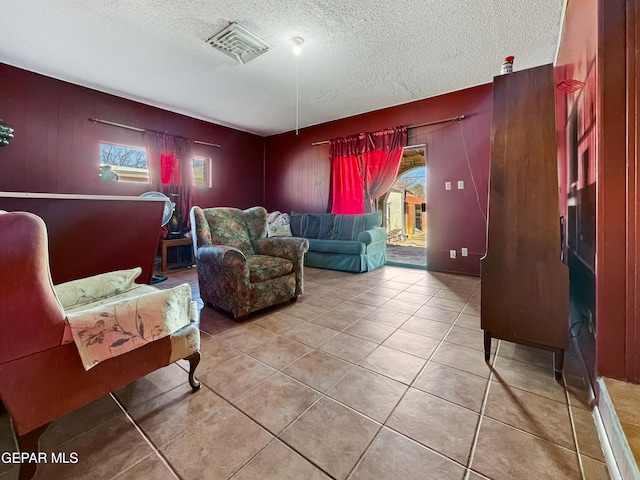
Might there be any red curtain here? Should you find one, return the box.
[160,154,174,185]
[330,126,407,214]
[363,127,407,212]
[146,132,195,237]
[330,136,367,214]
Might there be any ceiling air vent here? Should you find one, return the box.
[207,23,270,64]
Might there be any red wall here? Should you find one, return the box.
[0,63,264,209]
[1,63,492,277]
[265,85,492,276]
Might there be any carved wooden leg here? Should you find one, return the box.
[185,351,202,391]
[483,331,492,362]
[16,423,49,480]
[553,348,565,381]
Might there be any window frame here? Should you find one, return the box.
[192,156,212,188]
[98,142,150,184]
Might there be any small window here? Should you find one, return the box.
[192,157,212,187]
[99,143,149,182]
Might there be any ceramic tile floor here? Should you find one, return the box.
[0,266,612,479]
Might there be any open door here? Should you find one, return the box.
[383,145,427,268]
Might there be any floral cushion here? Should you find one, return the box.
[66,283,196,370]
[54,267,142,309]
[202,208,255,255]
[248,255,294,283]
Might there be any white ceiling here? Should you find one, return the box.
[0,1,566,136]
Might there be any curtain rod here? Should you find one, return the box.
[310,114,465,146]
[88,118,221,148]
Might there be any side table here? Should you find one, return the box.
[159,237,195,273]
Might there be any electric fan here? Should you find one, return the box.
[140,191,174,283]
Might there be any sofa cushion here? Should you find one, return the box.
[332,214,366,241]
[303,214,322,238]
[307,238,366,255]
[317,214,335,239]
[248,255,294,283]
[289,213,304,237]
[289,213,334,239]
[364,211,383,230]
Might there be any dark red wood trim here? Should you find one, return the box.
[626,0,640,383]
[596,0,629,379]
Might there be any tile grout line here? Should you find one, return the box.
[564,375,587,480]
[109,392,183,480]
[464,338,500,479]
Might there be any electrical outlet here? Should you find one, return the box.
[458,180,464,189]
[461,248,468,257]
[450,249,456,259]
[445,181,452,190]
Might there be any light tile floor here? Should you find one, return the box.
[0,266,611,479]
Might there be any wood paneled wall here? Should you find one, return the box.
[265,85,492,276]
[0,63,265,210]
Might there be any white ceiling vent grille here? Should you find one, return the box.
[207,23,270,64]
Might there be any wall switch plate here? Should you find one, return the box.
[458,180,465,189]
[450,249,456,259]
[445,181,452,190]
[461,248,468,257]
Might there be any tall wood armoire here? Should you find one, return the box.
[481,64,569,379]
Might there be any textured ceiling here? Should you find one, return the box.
[0,1,566,136]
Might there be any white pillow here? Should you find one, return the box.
[54,267,142,309]
[267,224,292,237]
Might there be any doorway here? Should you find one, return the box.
[382,145,427,268]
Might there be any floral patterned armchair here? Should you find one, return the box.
[190,206,309,319]
[0,211,201,480]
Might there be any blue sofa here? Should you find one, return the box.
[289,211,387,273]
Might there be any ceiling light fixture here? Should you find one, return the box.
[292,37,304,135]
[292,36,304,56]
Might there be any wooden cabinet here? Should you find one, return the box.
[481,64,569,379]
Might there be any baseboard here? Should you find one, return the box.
[595,377,640,480]
[592,400,624,480]
[571,336,638,480]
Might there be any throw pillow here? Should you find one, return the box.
[267,224,293,237]
[55,267,142,310]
